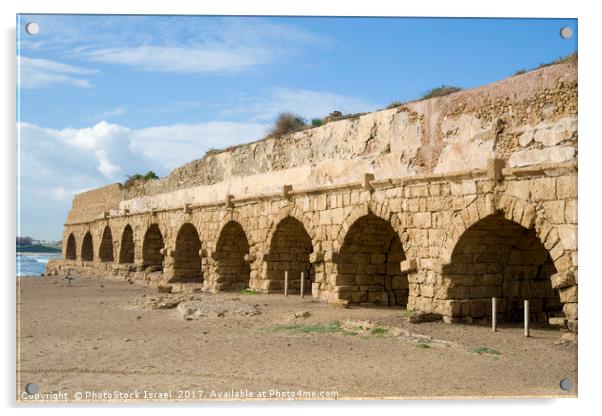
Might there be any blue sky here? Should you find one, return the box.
[16,15,577,240]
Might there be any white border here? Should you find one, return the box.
[3,0,601,414]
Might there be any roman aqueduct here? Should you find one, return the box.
[47,60,578,329]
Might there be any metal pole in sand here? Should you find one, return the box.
[284,271,288,297]
[300,271,305,298]
[524,300,530,337]
[492,297,497,332]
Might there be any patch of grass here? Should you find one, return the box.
[370,326,388,336]
[537,51,577,70]
[416,343,431,349]
[271,321,353,335]
[386,101,403,109]
[401,309,414,317]
[470,346,501,356]
[240,288,261,295]
[420,85,462,100]
[512,52,577,77]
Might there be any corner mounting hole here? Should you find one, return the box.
[25,22,40,35]
[559,378,573,391]
[560,27,573,39]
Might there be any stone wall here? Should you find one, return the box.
[48,60,578,331]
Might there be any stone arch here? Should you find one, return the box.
[213,220,251,290]
[65,233,76,260]
[99,226,114,262]
[81,231,94,262]
[441,194,572,277]
[334,201,409,253]
[265,205,316,250]
[441,212,562,323]
[335,214,408,306]
[142,223,165,271]
[119,224,135,264]
[173,223,203,282]
[266,216,314,294]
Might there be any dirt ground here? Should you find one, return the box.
[16,275,577,402]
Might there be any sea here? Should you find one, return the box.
[16,253,62,276]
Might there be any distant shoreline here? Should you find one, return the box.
[17,250,61,255]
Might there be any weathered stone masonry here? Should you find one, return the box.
[47,61,578,329]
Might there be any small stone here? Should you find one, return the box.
[157,284,172,293]
[548,317,567,328]
[409,311,442,324]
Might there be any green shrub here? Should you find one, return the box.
[124,171,159,187]
[270,112,307,136]
[311,118,324,127]
[421,85,462,100]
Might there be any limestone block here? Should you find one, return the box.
[508,146,575,168]
[420,284,434,298]
[243,253,256,263]
[309,251,324,263]
[559,285,578,303]
[551,270,576,289]
[563,302,578,320]
[487,158,505,181]
[400,258,417,273]
[413,212,431,228]
[529,178,556,202]
[556,224,577,251]
[543,201,565,224]
[565,200,577,224]
[556,176,577,199]
[331,207,345,224]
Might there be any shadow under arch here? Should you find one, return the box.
[265,216,314,294]
[213,220,251,291]
[335,213,407,306]
[119,224,135,264]
[442,212,562,323]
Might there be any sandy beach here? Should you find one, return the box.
[17,275,577,402]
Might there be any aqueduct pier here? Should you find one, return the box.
[47,61,578,329]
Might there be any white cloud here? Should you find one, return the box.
[131,122,268,169]
[85,106,126,121]
[225,88,376,122]
[50,187,71,201]
[19,16,333,75]
[85,45,271,74]
[18,119,269,238]
[18,56,98,89]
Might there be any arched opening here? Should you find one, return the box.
[266,217,313,294]
[142,224,164,271]
[173,223,203,282]
[99,226,114,262]
[214,221,250,290]
[443,213,561,323]
[336,214,407,306]
[119,225,135,264]
[81,232,94,262]
[65,233,76,260]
